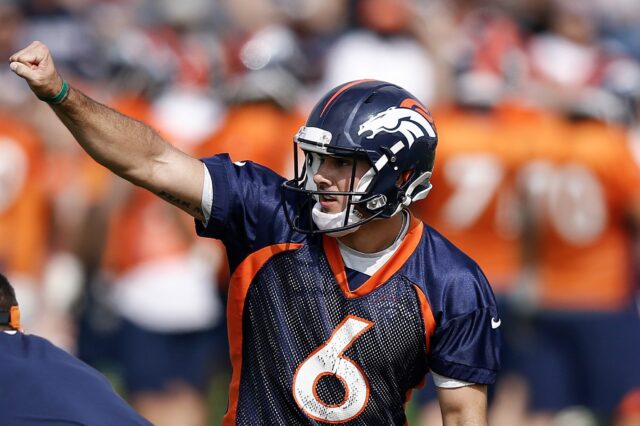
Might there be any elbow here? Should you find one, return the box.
[438,384,488,426]
[104,158,157,191]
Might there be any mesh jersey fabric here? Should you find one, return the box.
[236,244,428,425]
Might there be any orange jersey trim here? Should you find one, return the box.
[323,215,424,298]
[320,80,374,117]
[413,285,436,352]
[223,242,303,426]
[400,286,435,423]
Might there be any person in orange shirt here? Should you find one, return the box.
[197,98,304,178]
[412,103,536,294]
[0,109,48,326]
[412,100,550,425]
[512,115,640,423]
[72,92,227,426]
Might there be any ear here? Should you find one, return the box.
[9,305,20,330]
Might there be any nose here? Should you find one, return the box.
[313,161,332,189]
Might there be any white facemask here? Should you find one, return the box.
[311,203,363,237]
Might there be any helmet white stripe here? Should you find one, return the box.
[391,141,404,153]
[374,156,388,171]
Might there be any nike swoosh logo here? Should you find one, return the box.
[234,161,247,166]
[491,317,501,329]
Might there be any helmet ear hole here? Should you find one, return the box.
[406,171,433,202]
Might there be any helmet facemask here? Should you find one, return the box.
[282,129,387,236]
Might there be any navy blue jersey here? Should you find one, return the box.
[0,331,152,426]
[197,155,501,425]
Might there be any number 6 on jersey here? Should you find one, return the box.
[293,315,374,422]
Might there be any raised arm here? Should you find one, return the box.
[9,41,206,221]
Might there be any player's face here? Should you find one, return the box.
[312,154,370,214]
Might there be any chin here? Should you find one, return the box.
[320,205,344,215]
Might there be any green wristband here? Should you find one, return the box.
[38,80,69,105]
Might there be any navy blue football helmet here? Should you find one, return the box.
[282,80,438,234]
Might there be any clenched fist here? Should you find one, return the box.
[9,41,65,100]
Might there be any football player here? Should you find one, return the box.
[9,41,501,425]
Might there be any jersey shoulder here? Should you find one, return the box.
[404,224,497,318]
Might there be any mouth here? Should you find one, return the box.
[318,194,340,210]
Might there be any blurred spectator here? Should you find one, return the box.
[71,87,228,426]
[411,7,531,422]
[0,1,33,108]
[413,101,535,426]
[196,24,307,292]
[523,0,633,123]
[20,0,102,80]
[513,114,640,424]
[319,0,437,105]
[0,108,49,329]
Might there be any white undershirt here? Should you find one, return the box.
[200,166,471,388]
[337,210,410,275]
[201,164,213,226]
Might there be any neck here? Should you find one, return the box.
[338,211,405,253]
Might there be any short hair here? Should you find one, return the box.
[0,273,18,311]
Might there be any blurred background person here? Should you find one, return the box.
[0,96,49,333]
[318,0,438,105]
[199,24,308,176]
[72,3,229,425]
[513,3,640,423]
[410,3,535,424]
[512,102,640,426]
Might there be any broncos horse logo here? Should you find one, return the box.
[358,104,436,147]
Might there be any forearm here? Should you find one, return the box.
[10,41,208,221]
[51,86,171,189]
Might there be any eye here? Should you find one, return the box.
[335,157,353,167]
